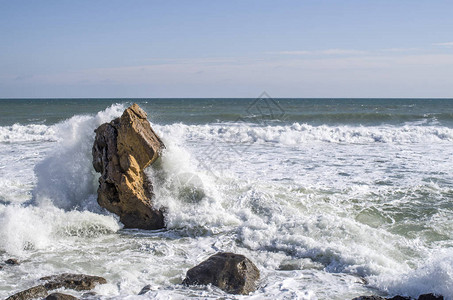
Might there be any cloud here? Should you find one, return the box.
[14,74,33,81]
[271,49,367,56]
[433,42,453,47]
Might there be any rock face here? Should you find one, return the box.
[92,103,165,229]
[183,252,260,295]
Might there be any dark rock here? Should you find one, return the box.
[183,252,260,295]
[40,273,107,291]
[138,284,152,295]
[388,296,411,300]
[6,285,48,300]
[352,296,385,300]
[45,293,79,300]
[418,294,443,300]
[92,103,166,230]
[5,258,20,265]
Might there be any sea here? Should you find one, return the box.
[0,98,452,299]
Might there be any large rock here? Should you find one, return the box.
[92,103,165,229]
[183,252,260,295]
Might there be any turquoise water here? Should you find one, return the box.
[0,99,452,299]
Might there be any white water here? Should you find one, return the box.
[0,104,452,299]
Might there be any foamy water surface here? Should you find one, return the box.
[0,99,452,299]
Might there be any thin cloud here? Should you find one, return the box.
[433,42,453,47]
[271,49,367,56]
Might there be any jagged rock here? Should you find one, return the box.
[92,103,165,229]
[352,297,385,300]
[39,273,107,291]
[6,285,48,300]
[183,252,260,295]
[5,258,20,265]
[418,294,443,300]
[45,293,79,300]
[388,296,411,300]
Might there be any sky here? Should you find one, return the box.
[1,0,453,98]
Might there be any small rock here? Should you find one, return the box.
[183,252,260,295]
[138,284,152,295]
[40,273,107,291]
[352,296,385,300]
[45,293,79,300]
[388,296,411,300]
[81,292,97,298]
[418,294,443,300]
[5,258,20,265]
[6,285,48,300]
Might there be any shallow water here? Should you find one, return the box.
[0,99,452,299]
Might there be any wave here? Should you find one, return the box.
[0,124,57,143]
[3,120,453,146]
[154,122,453,145]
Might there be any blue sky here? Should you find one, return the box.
[1,0,453,98]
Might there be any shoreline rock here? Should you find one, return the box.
[183,252,260,295]
[6,273,106,300]
[92,103,165,229]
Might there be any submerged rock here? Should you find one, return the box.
[5,258,20,265]
[6,285,48,300]
[45,293,79,300]
[138,285,152,295]
[183,252,260,295]
[92,103,165,229]
[40,273,107,291]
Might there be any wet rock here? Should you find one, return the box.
[92,103,166,229]
[6,285,48,300]
[45,293,79,300]
[40,273,107,291]
[5,258,20,265]
[138,284,152,295]
[388,296,411,300]
[183,252,260,295]
[418,294,443,300]
[352,296,385,300]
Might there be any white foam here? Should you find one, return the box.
[154,123,453,145]
[0,123,57,143]
[371,248,453,299]
[33,104,125,210]
[0,204,120,256]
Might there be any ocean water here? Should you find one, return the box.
[0,98,452,299]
